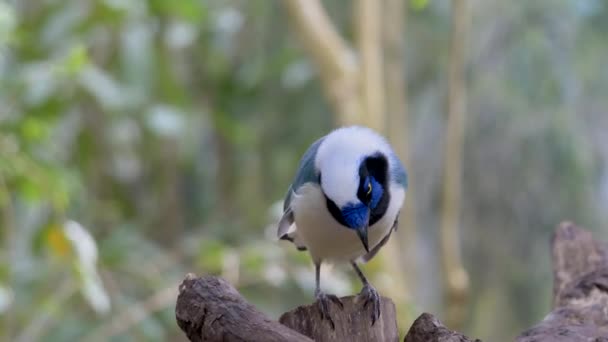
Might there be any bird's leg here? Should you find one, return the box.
[351,262,381,325]
[314,262,343,329]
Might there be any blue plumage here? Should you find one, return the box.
[283,136,324,211]
[341,202,369,230]
[390,154,408,188]
[368,177,383,209]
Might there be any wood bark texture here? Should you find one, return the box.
[279,295,398,342]
[517,222,608,341]
[403,313,479,342]
[175,274,312,342]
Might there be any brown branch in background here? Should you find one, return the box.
[281,0,360,125]
[355,0,385,131]
[440,0,470,330]
[14,280,77,342]
[517,222,608,341]
[83,285,178,341]
[383,0,417,320]
[0,173,15,342]
[384,0,411,182]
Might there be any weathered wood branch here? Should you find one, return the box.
[175,274,312,341]
[279,295,398,341]
[517,222,608,341]
[175,222,608,341]
[175,273,475,341]
[403,313,479,342]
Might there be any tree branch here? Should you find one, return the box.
[282,0,360,124]
[355,0,385,131]
[382,0,419,329]
[440,0,471,330]
[517,222,608,341]
[404,313,479,342]
[175,274,312,342]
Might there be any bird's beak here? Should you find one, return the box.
[356,224,370,253]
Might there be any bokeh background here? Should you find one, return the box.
[2,0,608,341]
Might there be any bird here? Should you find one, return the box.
[277,126,408,328]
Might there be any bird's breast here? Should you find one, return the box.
[290,183,405,263]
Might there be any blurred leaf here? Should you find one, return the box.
[149,0,208,22]
[197,239,225,274]
[0,1,16,45]
[240,245,266,274]
[21,62,58,106]
[20,116,49,142]
[0,285,13,314]
[146,104,186,138]
[411,0,429,11]
[79,65,137,110]
[58,44,90,77]
[45,223,73,258]
[212,110,255,146]
[64,220,111,314]
[18,176,43,202]
[77,264,111,315]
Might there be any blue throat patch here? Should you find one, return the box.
[341,202,369,229]
[340,176,385,229]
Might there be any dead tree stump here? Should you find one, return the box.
[517,222,608,341]
[175,273,476,342]
[403,313,479,342]
[279,295,399,341]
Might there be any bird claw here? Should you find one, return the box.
[315,291,343,329]
[359,284,381,325]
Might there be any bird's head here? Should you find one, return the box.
[315,127,395,252]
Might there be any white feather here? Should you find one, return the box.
[290,183,405,263]
[315,126,394,207]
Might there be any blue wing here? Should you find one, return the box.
[277,136,324,240]
[390,153,408,189]
[282,136,324,210]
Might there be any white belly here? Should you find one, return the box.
[290,183,405,263]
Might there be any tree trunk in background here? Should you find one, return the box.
[157,138,183,243]
[383,0,417,325]
[282,0,360,125]
[212,126,235,220]
[355,0,385,130]
[440,0,470,330]
[82,103,112,237]
[283,0,413,334]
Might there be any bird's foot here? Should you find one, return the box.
[359,283,381,325]
[314,290,344,329]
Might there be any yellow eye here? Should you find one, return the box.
[366,182,372,196]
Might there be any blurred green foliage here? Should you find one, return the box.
[1,0,608,341]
